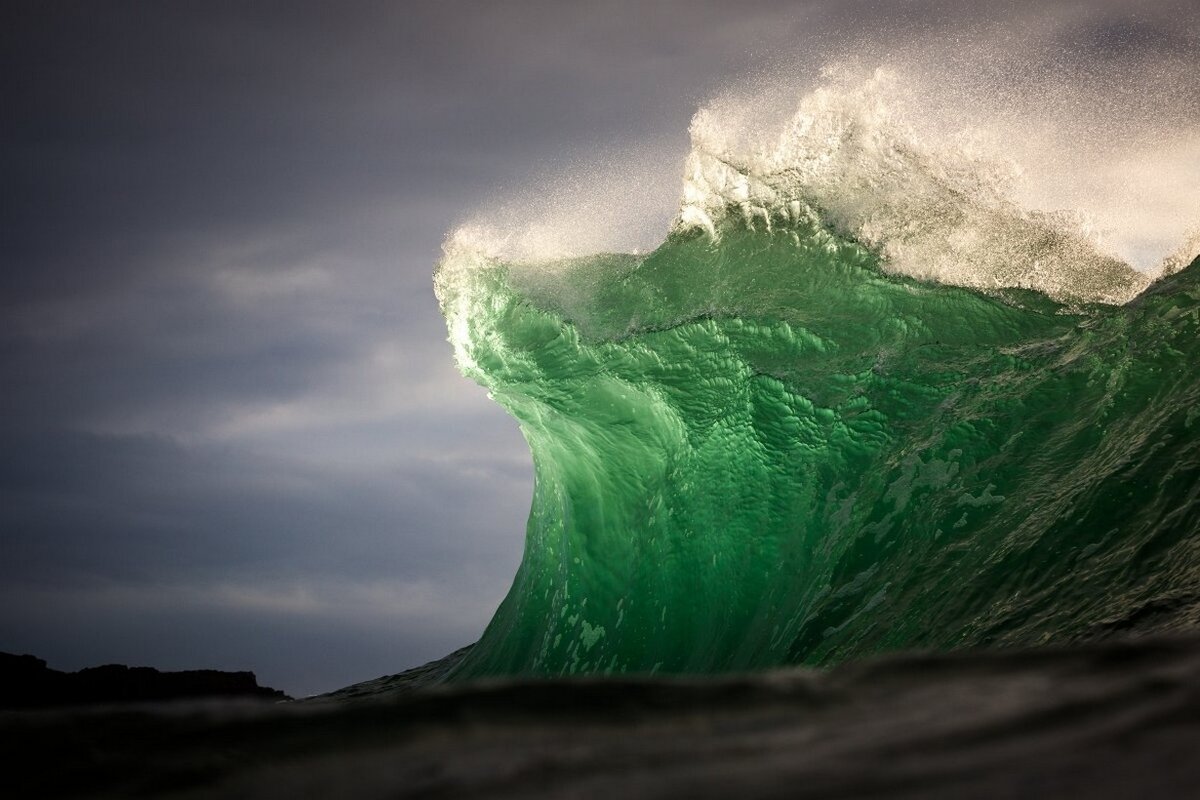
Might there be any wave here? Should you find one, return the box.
[434,70,1200,680]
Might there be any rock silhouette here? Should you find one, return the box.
[0,652,289,708]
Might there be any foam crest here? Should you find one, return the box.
[1162,230,1200,278]
[677,68,1153,304]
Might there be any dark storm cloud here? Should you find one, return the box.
[0,427,526,583]
[0,420,530,695]
[2,0,1196,695]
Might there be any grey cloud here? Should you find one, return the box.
[0,425,529,695]
[0,427,527,582]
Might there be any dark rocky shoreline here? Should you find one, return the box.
[0,652,290,709]
[4,635,1200,798]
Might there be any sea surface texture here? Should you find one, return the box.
[434,74,1200,680]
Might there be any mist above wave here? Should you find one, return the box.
[447,40,1198,306]
[677,66,1200,305]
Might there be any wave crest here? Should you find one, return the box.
[677,68,1154,304]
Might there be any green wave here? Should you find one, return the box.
[435,219,1200,680]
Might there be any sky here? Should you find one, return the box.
[2,1,1198,697]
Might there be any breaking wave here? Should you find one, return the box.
[434,69,1200,679]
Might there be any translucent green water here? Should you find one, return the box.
[435,220,1200,680]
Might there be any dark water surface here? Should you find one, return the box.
[4,634,1200,798]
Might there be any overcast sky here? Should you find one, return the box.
[3,1,1197,697]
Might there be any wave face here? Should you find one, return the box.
[435,78,1200,680]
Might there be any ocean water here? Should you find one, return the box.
[434,71,1200,680]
